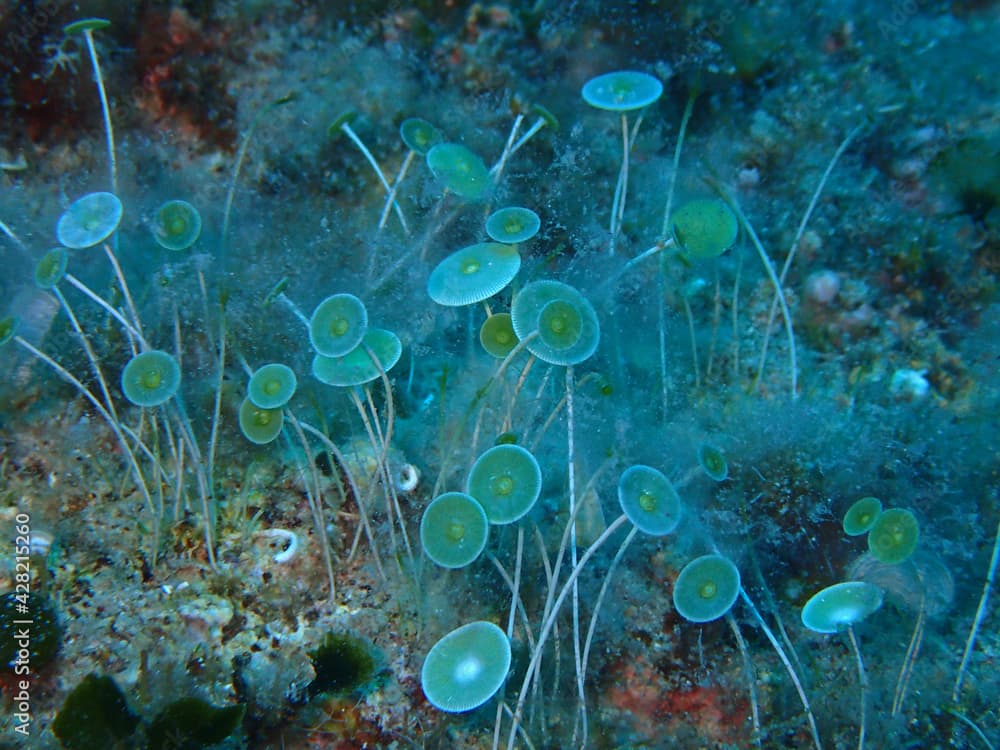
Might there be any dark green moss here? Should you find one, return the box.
[308,632,377,697]
[51,674,140,750]
[146,697,245,750]
[0,591,62,674]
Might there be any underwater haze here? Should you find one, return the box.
[1,1,999,748]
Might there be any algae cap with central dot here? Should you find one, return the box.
[618,464,682,536]
[121,350,180,407]
[311,328,402,387]
[801,581,884,634]
[151,199,202,251]
[427,242,521,307]
[426,143,491,201]
[697,444,729,482]
[248,363,297,409]
[485,207,540,244]
[400,117,442,155]
[843,496,883,537]
[670,199,739,260]
[420,492,489,569]
[34,248,69,290]
[57,192,123,249]
[581,71,663,112]
[511,280,600,366]
[673,555,741,623]
[421,621,511,713]
[466,444,542,525]
[309,293,368,357]
[238,397,284,445]
[479,313,518,359]
[867,507,919,564]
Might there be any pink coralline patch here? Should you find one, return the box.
[605,658,749,745]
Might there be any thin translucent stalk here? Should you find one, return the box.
[13,336,157,531]
[63,273,144,345]
[739,588,822,750]
[340,123,408,234]
[847,625,868,750]
[80,29,116,194]
[490,113,524,185]
[102,244,145,345]
[727,612,762,749]
[299,420,386,583]
[286,410,337,603]
[953,510,1000,702]
[378,149,415,233]
[506,513,630,750]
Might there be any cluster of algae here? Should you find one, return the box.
[1,4,998,749]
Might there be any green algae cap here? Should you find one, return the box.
[57,192,123,249]
[867,507,919,564]
[248,363,297,409]
[311,328,401,387]
[801,581,884,634]
[400,117,443,155]
[121,350,180,407]
[466,444,542,525]
[151,199,202,251]
[511,280,600,366]
[480,313,518,359]
[428,242,521,307]
[485,207,541,244]
[581,71,663,112]
[0,315,18,347]
[238,397,284,445]
[618,464,682,536]
[309,293,368,357]
[422,620,511,713]
[843,496,883,537]
[35,247,69,289]
[670,199,739,260]
[673,555,741,623]
[697,444,729,482]
[420,492,489,569]
[64,18,111,34]
[427,143,491,201]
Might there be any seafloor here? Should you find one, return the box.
[1,1,998,749]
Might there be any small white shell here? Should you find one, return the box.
[396,463,420,492]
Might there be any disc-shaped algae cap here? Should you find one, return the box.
[151,199,202,251]
[485,207,540,244]
[57,192,123,249]
[867,508,919,564]
[427,143,491,201]
[309,293,368,357]
[581,71,663,112]
[121,350,180,407]
[400,117,443,155]
[427,243,521,307]
[311,328,401,387]
[670,199,739,260]
[801,581,884,634]
[697,444,729,482]
[34,248,69,289]
[480,313,518,359]
[421,621,511,713]
[238,397,284,445]
[466,444,542,525]
[511,280,600,366]
[248,363,297,409]
[843,496,883,537]
[673,555,741,623]
[420,492,489,569]
[618,464,682,536]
